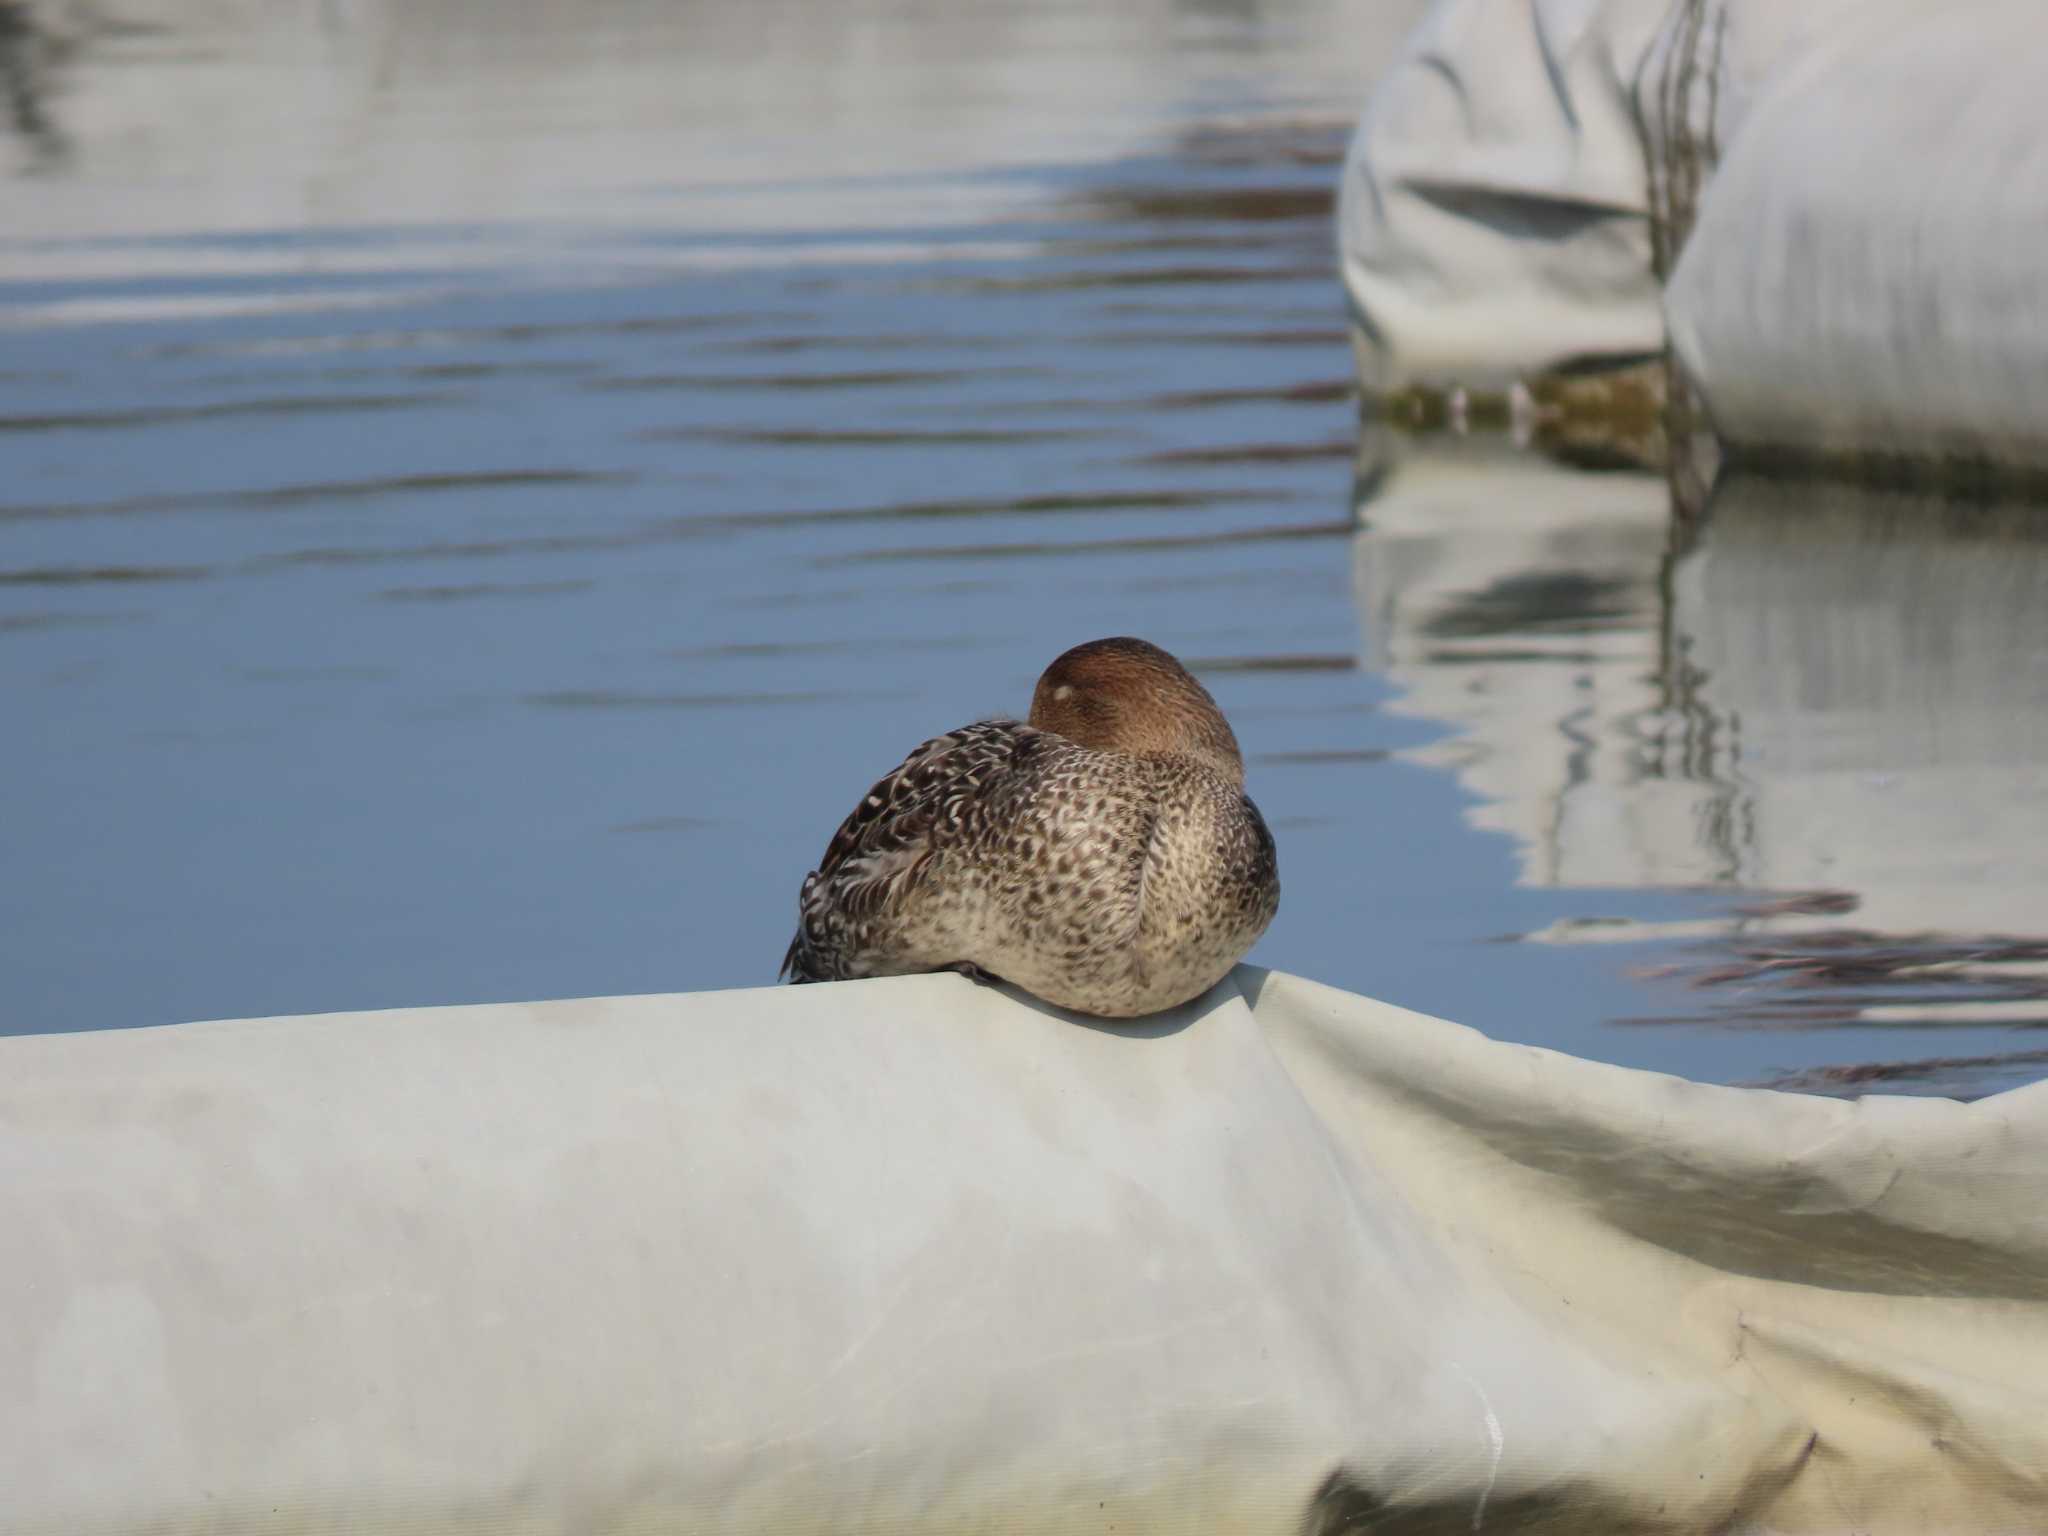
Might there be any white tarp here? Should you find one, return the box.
[1336,0,1671,393]
[5,969,2046,1533]
[1341,0,2048,470]
[1663,0,2048,468]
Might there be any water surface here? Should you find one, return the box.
[4,0,2045,1098]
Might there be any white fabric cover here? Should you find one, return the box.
[1336,0,1671,392]
[1343,0,2048,470]
[1663,0,2048,466]
[5,970,2046,1533]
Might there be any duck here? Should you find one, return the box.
[780,636,1279,1018]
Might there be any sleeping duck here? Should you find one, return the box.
[780,636,1279,1018]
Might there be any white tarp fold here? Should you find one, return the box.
[1336,0,1670,393]
[5,970,2045,1533]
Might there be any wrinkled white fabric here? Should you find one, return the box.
[1663,0,2048,466]
[4,970,2045,1533]
[1337,0,1671,392]
[1633,0,1873,201]
[1344,0,2048,470]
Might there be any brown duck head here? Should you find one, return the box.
[1027,637,1243,785]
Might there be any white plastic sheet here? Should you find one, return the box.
[5,970,2046,1532]
[1336,0,1671,392]
[1343,0,2048,471]
[1663,0,2048,467]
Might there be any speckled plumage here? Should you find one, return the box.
[780,638,1280,1018]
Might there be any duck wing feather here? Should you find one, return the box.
[780,718,1040,981]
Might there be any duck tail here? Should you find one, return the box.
[780,872,825,983]
[778,929,815,984]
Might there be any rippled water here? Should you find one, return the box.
[5,0,2046,1098]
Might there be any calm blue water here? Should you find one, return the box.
[5,0,2046,1097]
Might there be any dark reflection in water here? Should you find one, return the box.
[0,0,69,171]
[3,0,2043,1103]
[1637,479,2048,1091]
[1354,437,2048,1097]
[0,391,455,432]
[0,469,625,523]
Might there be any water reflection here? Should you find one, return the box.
[1354,437,2048,1096]
[1674,478,2048,928]
[1353,433,1711,887]
[0,0,1426,307]
[0,1,69,172]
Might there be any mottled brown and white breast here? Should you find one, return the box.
[1123,760,1281,1016]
